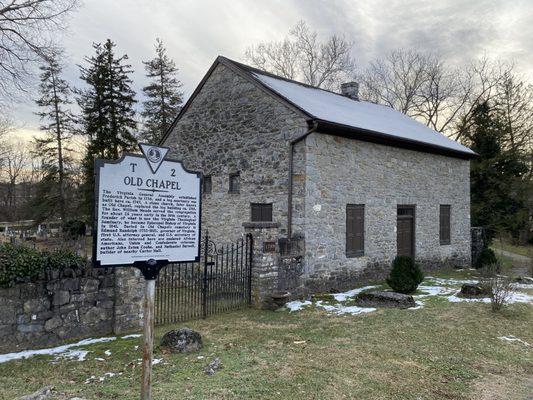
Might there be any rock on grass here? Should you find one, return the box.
[160,328,203,353]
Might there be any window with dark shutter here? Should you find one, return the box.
[203,176,212,194]
[440,205,451,245]
[229,173,240,193]
[251,203,273,222]
[346,204,364,257]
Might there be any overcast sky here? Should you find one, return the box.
[8,0,533,142]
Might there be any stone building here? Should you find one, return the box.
[161,56,476,295]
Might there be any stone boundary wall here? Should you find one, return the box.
[0,267,143,353]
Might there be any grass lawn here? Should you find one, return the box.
[1,270,532,400]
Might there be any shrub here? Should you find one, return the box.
[45,249,86,270]
[386,256,424,294]
[479,263,513,312]
[0,243,85,287]
[474,248,498,269]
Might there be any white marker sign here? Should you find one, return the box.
[93,144,201,267]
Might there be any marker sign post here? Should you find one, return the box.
[93,143,201,400]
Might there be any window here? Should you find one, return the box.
[229,173,240,193]
[203,176,212,194]
[440,205,451,245]
[346,204,364,257]
[251,203,273,222]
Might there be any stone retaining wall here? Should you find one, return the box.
[0,267,143,353]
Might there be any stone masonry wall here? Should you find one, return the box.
[0,267,144,353]
[163,63,309,246]
[302,133,471,292]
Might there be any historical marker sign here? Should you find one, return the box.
[93,144,202,267]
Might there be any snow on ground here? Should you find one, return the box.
[286,276,533,315]
[332,285,379,302]
[0,337,117,364]
[498,335,530,347]
[286,300,312,311]
[315,301,376,315]
[121,334,142,339]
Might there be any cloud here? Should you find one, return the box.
[7,0,533,141]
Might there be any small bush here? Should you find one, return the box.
[45,249,86,270]
[474,248,498,269]
[0,243,85,287]
[386,256,424,294]
[479,263,513,312]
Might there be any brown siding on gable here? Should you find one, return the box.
[346,204,364,257]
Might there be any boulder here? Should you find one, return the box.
[160,328,202,353]
[355,291,416,309]
[18,386,53,400]
[459,283,491,297]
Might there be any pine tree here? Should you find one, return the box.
[466,102,529,241]
[78,39,137,215]
[141,38,183,144]
[34,53,74,222]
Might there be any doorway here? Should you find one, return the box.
[397,206,415,258]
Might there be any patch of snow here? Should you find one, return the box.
[315,301,376,315]
[55,349,90,362]
[332,285,379,302]
[95,357,105,361]
[423,276,477,286]
[252,72,475,156]
[104,350,112,356]
[498,335,530,347]
[408,301,425,310]
[0,337,116,364]
[121,334,141,339]
[286,300,312,311]
[85,371,122,384]
[153,358,163,365]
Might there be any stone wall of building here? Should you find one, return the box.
[301,133,471,292]
[0,267,144,353]
[163,63,308,246]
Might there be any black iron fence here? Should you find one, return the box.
[155,233,253,325]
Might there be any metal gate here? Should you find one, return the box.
[155,233,253,325]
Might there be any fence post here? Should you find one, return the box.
[247,233,253,305]
[202,230,209,319]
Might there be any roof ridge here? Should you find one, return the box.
[218,55,365,103]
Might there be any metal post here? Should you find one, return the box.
[140,258,159,400]
[141,278,155,400]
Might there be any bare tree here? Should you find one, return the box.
[359,50,515,140]
[0,141,28,208]
[245,21,356,90]
[493,72,533,152]
[0,0,80,102]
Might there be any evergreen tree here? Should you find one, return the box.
[34,53,75,222]
[77,39,137,215]
[466,102,529,241]
[141,38,183,144]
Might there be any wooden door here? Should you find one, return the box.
[397,206,415,257]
